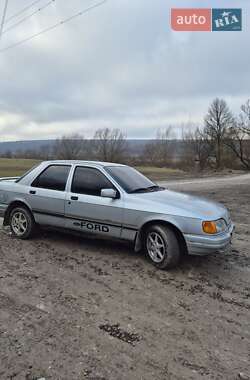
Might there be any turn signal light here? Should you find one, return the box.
[202,221,217,234]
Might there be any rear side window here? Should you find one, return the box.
[31,165,71,191]
[71,167,114,196]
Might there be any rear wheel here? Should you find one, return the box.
[144,224,181,269]
[10,207,36,239]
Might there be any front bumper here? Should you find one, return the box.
[184,223,235,256]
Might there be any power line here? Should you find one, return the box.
[0,0,107,53]
[2,0,56,35]
[5,0,44,24]
[0,0,9,41]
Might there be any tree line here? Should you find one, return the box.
[2,98,250,171]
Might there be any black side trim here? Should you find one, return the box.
[33,209,138,232]
[33,209,64,219]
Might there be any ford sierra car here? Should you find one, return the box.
[0,161,234,269]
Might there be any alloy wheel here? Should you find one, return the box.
[11,211,28,237]
[146,231,167,263]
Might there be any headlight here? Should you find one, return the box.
[202,219,227,234]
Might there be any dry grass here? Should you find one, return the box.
[0,158,40,178]
[136,166,184,180]
[0,158,184,181]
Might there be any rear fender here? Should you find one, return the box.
[3,199,33,226]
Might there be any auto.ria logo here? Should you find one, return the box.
[212,9,242,31]
[171,8,242,32]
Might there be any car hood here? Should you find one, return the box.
[133,189,230,222]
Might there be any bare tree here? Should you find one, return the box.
[93,128,127,162]
[143,139,159,165]
[156,127,175,164]
[224,100,250,170]
[239,99,250,135]
[19,144,52,160]
[53,133,85,160]
[204,98,234,169]
[2,150,12,158]
[144,127,174,166]
[182,126,213,170]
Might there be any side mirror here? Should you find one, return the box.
[101,188,118,199]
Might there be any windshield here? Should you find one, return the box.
[105,166,163,193]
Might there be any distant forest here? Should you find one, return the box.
[1,98,250,171]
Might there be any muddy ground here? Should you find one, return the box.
[0,175,249,380]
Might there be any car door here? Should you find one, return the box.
[65,166,124,238]
[25,164,71,228]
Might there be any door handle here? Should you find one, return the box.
[71,196,78,201]
[29,190,36,195]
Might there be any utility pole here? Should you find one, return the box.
[0,0,9,41]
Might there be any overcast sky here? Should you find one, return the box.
[0,0,249,141]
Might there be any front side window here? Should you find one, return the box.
[71,167,114,196]
[31,165,71,191]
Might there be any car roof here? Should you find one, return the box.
[42,160,126,168]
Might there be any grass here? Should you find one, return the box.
[0,158,40,178]
[136,166,184,181]
[0,158,184,181]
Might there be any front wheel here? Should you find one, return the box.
[144,224,181,269]
[10,207,36,239]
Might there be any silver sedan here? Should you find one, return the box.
[0,161,234,269]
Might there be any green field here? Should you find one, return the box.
[0,158,40,178]
[0,159,183,181]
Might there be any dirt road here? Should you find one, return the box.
[0,175,249,380]
[160,172,250,190]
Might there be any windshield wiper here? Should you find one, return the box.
[129,185,164,194]
[147,185,164,191]
[129,187,150,193]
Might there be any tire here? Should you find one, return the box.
[143,224,181,269]
[9,206,36,240]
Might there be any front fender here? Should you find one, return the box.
[138,213,185,232]
[134,213,198,252]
